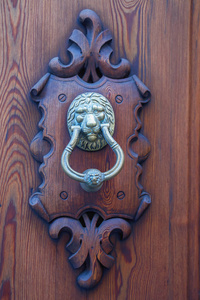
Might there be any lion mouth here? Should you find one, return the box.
[87,133,98,141]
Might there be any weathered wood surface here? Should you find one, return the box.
[0,0,199,299]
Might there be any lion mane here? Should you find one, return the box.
[67,92,115,151]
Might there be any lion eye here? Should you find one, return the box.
[97,112,105,121]
[76,107,87,113]
[97,105,104,112]
[92,105,104,113]
[76,115,84,123]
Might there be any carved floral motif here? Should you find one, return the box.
[48,9,131,82]
[49,213,131,288]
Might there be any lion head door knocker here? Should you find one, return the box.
[61,92,124,192]
[29,9,151,289]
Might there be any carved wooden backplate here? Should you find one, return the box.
[29,9,151,289]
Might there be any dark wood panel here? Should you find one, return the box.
[0,0,199,299]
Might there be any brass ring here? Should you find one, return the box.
[61,124,124,192]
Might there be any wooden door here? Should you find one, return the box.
[0,0,199,299]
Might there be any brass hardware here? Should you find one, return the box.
[67,92,115,151]
[61,124,124,192]
[61,92,124,192]
[61,93,124,192]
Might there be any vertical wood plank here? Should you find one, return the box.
[189,0,200,299]
[0,1,58,299]
[109,1,191,299]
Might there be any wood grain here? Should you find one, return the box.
[0,0,199,299]
[189,0,200,298]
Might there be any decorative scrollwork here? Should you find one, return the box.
[48,9,131,82]
[29,8,151,291]
[49,213,131,289]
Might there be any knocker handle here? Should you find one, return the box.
[61,124,124,192]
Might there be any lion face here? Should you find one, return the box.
[85,169,103,186]
[75,101,105,142]
[67,93,115,151]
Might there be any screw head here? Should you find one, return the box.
[60,191,68,200]
[117,191,125,200]
[58,94,67,102]
[115,95,123,104]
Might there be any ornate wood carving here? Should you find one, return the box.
[48,9,131,82]
[29,9,151,289]
[49,213,131,289]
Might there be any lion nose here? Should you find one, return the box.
[86,114,97,127]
